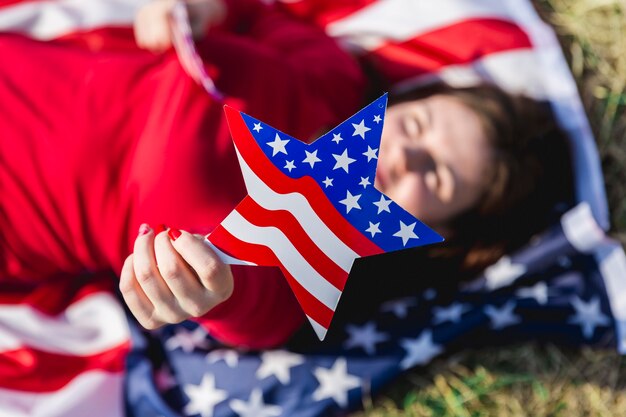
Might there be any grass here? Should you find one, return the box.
[356,1,626,415]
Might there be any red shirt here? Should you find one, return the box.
[0,2,365,348]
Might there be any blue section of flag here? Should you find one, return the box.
[239,94,443,253]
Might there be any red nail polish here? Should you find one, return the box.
[168,228,182,241]
[154,224,167,234]
[138,223,151,236]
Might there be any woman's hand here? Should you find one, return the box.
[134,0,226,52]
[120,224,234,329]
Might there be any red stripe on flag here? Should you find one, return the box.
[369,18,532,83]
[237,197,350,291]
[0,342,129,392]
[210,225,334,329]
[224,107,383,257]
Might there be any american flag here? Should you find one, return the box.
[206,97,443,340]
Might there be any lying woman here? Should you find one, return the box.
[0,0,574,350]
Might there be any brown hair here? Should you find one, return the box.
[390,83,576,281]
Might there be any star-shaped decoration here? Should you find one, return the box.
[332,149,356,173]
[256,350,305,384]
[302,149,322,168]
[322,176,334,188]
[339,190,361,213]
[183,374,228,417]
[229,389,282,417]
[516,281,549,305]
[432,302,469,325]
[484,256,527,290]
[373,114,382,124]
[372,195,392,214]
[362,145,378,162]
[393,221,419,246]
[352,119,371,139]
[365,221,381,237]
[380,297,417,318]
[165,326,211,353]
[312,358,361,407]
[343,322,389,355]
[284,160,296,172]
[568,295,610,339]
[331,133,343,144]
[252,122,262,132]
[399,330,443,370]
[423,288,437,300]
[206,349,239,368]
[266,133,289,157]
[359,176,371,188]
[483,301,521,329]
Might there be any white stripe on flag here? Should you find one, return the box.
[235,148,359,273]
[0,293,129,355]
[204,239,257,266]
[0,371,125,417]
[306,314,328,341]
[221,209,342,311]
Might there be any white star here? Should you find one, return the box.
[352,119,371,139]
[339,190,361,213]
[373,114,382,124]
[229,389,282,417]
[183,374,228,417]
[399,330,442,370]
[253,123,263,132]
[206,349,239,368]
[516,282,549,305]
[322,177,334,188]
[331,133,343,144]
[343,322,389,355]
[362,146,378,162]
[365,221,381,237]
[332,149,356,173]
[432,302,469,325]
[165,327,210,353]
[359,176,371,188]
[302,149,322,168]
[423,288,437,300]
[393,221,419,246]
[380,297,417,318]
[568,296,610,339]
[483,301,521,329]
[312,358,361,407]
[256,350,305,385]
[284,160,296,172]
[266,133,289,156]
[372,195,392,214]
[484,256,527,290]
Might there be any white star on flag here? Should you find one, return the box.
[352,119,371,139]
[399,330,443,370]
[339,190,361,213]
[359,176,371,188]
[380,297,417,318]
[365,221,381,237]
[373,114,382,124]
[484,256,527,290]
[362,146,378,162]
[229,389,282,417]
[331,133,343,144]
[373,195,392,214]
[256,350,305,385]
[343,322,389,355]
[206,349,239,368]
[332,149,356,173]
[312,358,361,407]
[393,221,419,245]
[184,374,228,417]
[266,133,289,156]
[568,295,610,339]
[432,302,469,324]
[516,281,549,305]
[302,149,322,168]
[322,177,333,188]
[253,123,262,132]
[483,301,522,329]
[165,327,211,353]
[284,160,296,172]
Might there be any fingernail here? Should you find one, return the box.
[138,223,151,236]
[168,227,182,241]
[154,224,167,234]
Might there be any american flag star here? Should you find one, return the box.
[205,95,443,340]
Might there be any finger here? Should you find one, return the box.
[119,254,163,329]
[133,224,186,323]
[154,230,211,317]
[170,230,234,303]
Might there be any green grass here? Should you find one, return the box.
[356,1,626,415]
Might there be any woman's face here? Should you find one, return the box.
[376,94,493,234]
